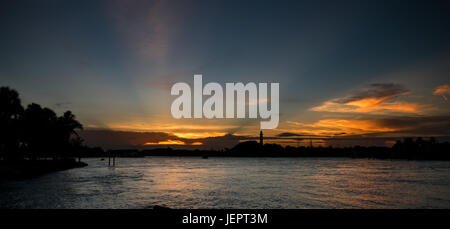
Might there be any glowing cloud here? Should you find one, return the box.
[433,84,450,101]
[286,119,399,136]
[144,140,186,145]
[172,132,227,139]
[285,115,450,138]
[311,83,423,114]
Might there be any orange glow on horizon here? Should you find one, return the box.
[172,132,227,139]
[106,122,238,133]
[144,140,203,146]
[144,140,186,145]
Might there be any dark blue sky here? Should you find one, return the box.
[1,0,450,148]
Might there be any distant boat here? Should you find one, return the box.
[100,158,105,161]
[202,155,208,159]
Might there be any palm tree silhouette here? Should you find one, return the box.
[1,86,83,160]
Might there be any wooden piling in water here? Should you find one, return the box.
[108,151,116,167]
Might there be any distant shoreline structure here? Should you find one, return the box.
[82,137,450,161]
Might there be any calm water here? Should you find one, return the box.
[1,157,449,209]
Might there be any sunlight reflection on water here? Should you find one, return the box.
[1,157,449,208]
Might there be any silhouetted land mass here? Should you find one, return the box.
[0,159,87,180]
[0,86,86,180]
[102,138,449,160]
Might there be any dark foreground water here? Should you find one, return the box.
[1,157,449,208]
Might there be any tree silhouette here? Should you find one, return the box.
[1,86,83,160]
[0,87,24,159]
[22,104,54,158]
[56,111,83,158]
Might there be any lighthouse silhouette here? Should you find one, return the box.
[260,130,263,146]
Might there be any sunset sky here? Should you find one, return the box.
[1,0,450,149]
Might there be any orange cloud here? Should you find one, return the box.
[433,84,450,101]
[311,83,423,114]
[286,118,400,136]
[286,114,450,139]
[312,99,421,114]
[144,140,186,145]
[308,119,397,133]
[433,84,450,95]
[172,132,228,139]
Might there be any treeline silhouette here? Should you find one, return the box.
[104,138,450,160]
[0,86,84,160]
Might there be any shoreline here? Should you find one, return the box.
[0,159,87,181]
